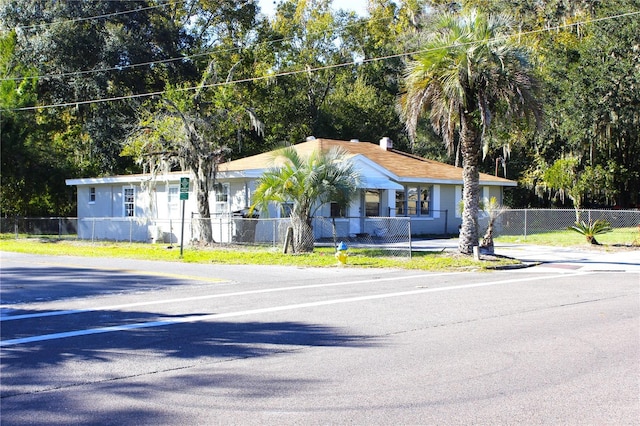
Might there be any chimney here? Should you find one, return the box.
[379,137,393,150]
[350,139,360,143]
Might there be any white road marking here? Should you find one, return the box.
[0,272,462,321]
[0,271,593,347]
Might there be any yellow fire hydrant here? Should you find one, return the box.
[335,241,348,264]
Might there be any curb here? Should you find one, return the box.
[485,261,542,270]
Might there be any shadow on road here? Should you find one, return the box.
[1,314,377,395]
[0,262,380,423]
[0,265,204,304]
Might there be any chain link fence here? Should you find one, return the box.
[3,209,638,251]
[193,216,413,257]
[0,217,78,239]
[494,209,640,238]
[312,216,412,258]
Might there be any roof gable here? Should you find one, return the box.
[219,138,516,186]
[66,138,516,187]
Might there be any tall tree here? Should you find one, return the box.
[0,31,75,216]
[0,0,197,177]
[398,9,541,254]
[551,2,640,207]
[255,0,354,143]
[123,65,264,243]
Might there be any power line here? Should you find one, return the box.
[7,9,640,112]
[1,11,393,83]
[0,1,180,32]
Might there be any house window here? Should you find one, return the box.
[407,187,418,215]
[330,202,345,218]
[365,190,380,217]
[124,187,135,217]
[420,186,431,215]
[395,190,405,216]
[89,187,96,203]
[281,202,293,218]
[213,183,230,214]
[168,185,179,217]
[403,185,432,217]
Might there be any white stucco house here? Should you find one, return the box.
[65,137,516,243]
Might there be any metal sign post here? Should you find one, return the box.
[179,177,189,257]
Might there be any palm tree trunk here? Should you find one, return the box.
[458,116,481,255]
[292,215,314,253]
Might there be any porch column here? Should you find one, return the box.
[385,189,396,217]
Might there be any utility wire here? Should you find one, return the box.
[1,11,393,83]
[0,0,180,32]
[7,9,640,112]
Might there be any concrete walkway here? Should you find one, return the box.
[496,243,640,273]
[413,239,640,273]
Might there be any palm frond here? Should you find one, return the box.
[568,219,613,245]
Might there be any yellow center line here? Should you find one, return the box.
[0,258,228,283]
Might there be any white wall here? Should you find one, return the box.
[73,175,506,241]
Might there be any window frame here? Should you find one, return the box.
[213,183,230,215]
[397,185,432,217]
[330,202,346,218]
[365,189,381,217]
[89,187,96,204]
[395,190,405,216]
[168,185,179,217]
[419,186,431,216]
[123,187,135,217]
[280,202,293,218]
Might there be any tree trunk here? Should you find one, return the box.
[458,116,481,255]
[480,225,495,254]
[292,215,314,253]
[193,160,214,245]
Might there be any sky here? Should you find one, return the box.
[257,0,370,17]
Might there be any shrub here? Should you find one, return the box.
[568,219,612,245]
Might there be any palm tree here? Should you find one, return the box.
[398,9,541,254]
[251,146,361,253]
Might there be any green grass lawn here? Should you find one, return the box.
[2,226,636,271]
[0,237,517,271]
[495,226,639,247]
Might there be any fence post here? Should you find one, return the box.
[408,219,412,260]
[273,219,276,247]
[14,216,18,239]
[524,209,528,240]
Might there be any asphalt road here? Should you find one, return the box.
[1,251,638,425]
